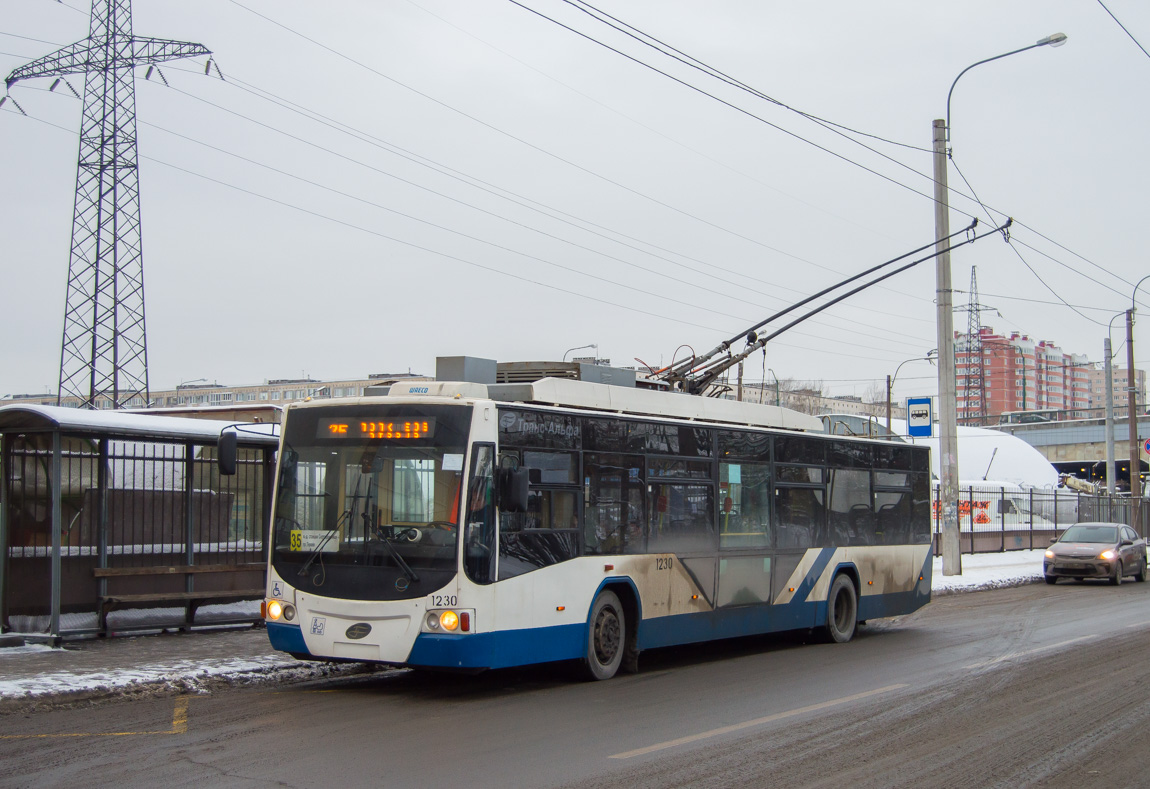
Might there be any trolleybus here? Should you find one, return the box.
[254,374,932,679]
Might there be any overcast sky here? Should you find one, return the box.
[2,0,1149,404]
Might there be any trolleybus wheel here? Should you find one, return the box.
[583,590,625,680]
[824,574,858,643]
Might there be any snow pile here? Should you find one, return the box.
[0,649,376,702]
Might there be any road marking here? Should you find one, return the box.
[0,696,191,740]
[608,684,909,760]
[171,695,189,734]
[964,635,1096,670]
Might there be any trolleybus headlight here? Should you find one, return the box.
[440,610,459,631]
[426,612,441,630]
[282,604,296,622]
[267,600,283,621]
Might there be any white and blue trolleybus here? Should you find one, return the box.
[260,373,932,679]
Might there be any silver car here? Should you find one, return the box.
[1044,522,1147,585]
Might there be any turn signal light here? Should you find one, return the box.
[440,610,459,631]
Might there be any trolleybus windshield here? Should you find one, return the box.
[271,404,472,601]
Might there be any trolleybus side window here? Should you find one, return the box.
[828,467,873,545]
[775,465,826,548]
[719,461,771,549]
[874,470,913,545]
[583,453,644,554]
[464,444,497,585]
[647,482,714,554]
[496,449,580,580]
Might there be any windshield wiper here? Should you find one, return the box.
[373,527,421,584]
[296,508,351,578]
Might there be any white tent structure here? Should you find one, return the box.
[898,422,1059,489]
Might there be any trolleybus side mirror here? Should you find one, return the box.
[218,431,238,476]
[497,467,533,512]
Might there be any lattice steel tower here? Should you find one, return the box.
[956,266,991,425]
[5,0,209,408]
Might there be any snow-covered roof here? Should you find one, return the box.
[0,404,279,447]
[382,377,825,432]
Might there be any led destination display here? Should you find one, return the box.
[317,417,436,440]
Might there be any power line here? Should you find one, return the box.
[146,74,927,349]
[562,0,933,155]
[510,0,1150,311]
[4,100,923,361]
[1096,0,1150,61]
[506,0,943,207]
[227,0,874,286]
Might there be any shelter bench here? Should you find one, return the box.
[93,563,265,633]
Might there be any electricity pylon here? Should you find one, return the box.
[955,266,993,426]
[5,0,209,408]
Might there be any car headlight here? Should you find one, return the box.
[1100,549,1117,561]
[1045,550,1055,559]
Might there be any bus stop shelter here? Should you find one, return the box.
[0,404,279,641]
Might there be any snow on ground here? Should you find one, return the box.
[0,551,1048,700]
[932,549,1045,593]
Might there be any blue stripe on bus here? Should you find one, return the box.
[407,624,585,670]
[267,621,311,655]
[638,601,820,650]
[794,547,837,604]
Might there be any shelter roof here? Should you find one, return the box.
[0,404,279,446]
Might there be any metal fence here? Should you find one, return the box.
[932,483,1150,554]
[1,414,277,640]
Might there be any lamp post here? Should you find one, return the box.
[886,351,937,433]
[768,368,780,407]
[563,343,597,363]
[1104,312,1127,495]
[934,32,1067,576]
[1129,276,1150,497]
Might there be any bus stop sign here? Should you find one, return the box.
[906,397,933,438]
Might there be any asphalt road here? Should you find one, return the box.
[2,581,1148,789]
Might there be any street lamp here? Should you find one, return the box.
[1103,311,1128,495]
[933,32,1067,576]
[1127,275,1150,497]
[886,351,937,433]
[767,368,780,407]
[563,343,597,363]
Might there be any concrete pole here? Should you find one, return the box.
[1127,310,1140,498]
[886,374,893,433]
[933,119,961,575]
[1105,336,1116,495]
